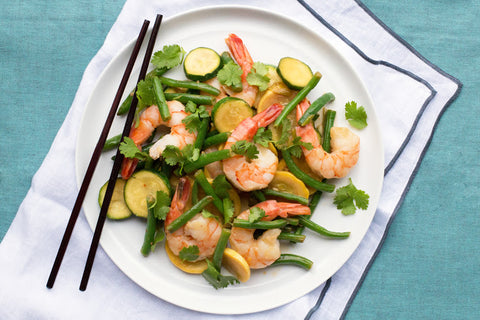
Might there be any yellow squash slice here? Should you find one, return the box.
[222,248,251,282]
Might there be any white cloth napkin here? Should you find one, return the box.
[0,0,460,319]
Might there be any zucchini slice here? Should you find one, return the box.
[184,47,222,81]
[277,57,313,90]
[212,97,254,133]
[98,178,132,220]
[124,170,171,218]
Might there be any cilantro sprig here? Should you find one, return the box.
[246,62,270,91]
[230,140,259,160]
[217,61,242,88]
[119,137,150,161]
[162,144,200,175]
[151,44,185,70]
[345,101,368,129]
[179,245,199,262]
[333,178,369,215]
[182,102,210,134]
[202,259,239,289]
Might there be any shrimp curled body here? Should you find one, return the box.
[165,178,222,261]
[230,200,310,269]
[222,104,282,192]
[296,99,360,179]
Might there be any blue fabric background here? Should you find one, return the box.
[1,0,478,319]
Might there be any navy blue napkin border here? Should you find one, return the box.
[297,0,462,319]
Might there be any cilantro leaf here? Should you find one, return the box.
[151,44,185,69]
[179,245,199,262]
[248,207,266,223]
[151,191,171,221]
[161,144,199,175]
[212,174,232,199]
[119,137,150,161]
[182,104,210,134]
[288,136,313,158]
[246,62,270,91]
[274,117,294,150]
[217,61,243,88]
[222,198,235,226]
[345,101,368,129]
[136,78,156,107]
[200,209,218,220]
[230,140,259,160]
[333,178,370,215]
[253,127,273,147]
[202,259,239,289]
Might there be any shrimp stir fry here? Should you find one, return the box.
[230,200,310,269]
[105,33,367,290]
[296,98,360,179]
[166,177,222,261]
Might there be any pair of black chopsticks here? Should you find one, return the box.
[46,14,163,291]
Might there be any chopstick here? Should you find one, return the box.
[46,19,151,289]
[79,14,163,291]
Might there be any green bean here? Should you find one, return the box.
[160,77,221,96]
[117,94,134,115]
[193,170,224,213]
[191,180,199,204]
[183,149,231,174]
[232,219,287,229]
[206,129,219,138]
[295,191,322,235]
[281,149,335,193]
[262,189,309,205]
[193,117,210,150]
[141,197,158,257]
[252,190,266,202]
[277,232,306,243]
[220,52,243,92]
[322,109,336,153]
[103,134,122,151]
[166,196,213,233]
[212,228,231,270]
[164,92,215,105]
[203,132,230,148]
[297,92,335,126]
[274,71,322,126]
[153,76,170,121]
[298,216,350,239]
[271,254,313,270]
[285,218,299,226]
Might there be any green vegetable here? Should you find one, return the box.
[193,170,224,213]
[271,254,313,270]
[295,191,322,236]
[203,132,230,148]
[222,198,234,227]
[298,216,350,239]
[103,134,122,151]
[262,189,309,205]
[164,92,215,105]
[184,47,222,81]
[117,94,133,116]
[152,76,170,121]
[277,57,314,90]
[182,104,210,134]
[193,117,210,150]
[277,232,306,243]
[211,175,232,198]
[98,178,131,220]
[232,219,288,229]
[212,97,253,132]
[183,149,231,174]
[212,228,231,270]
[218,52,243,92]
[201,259,239,289]
[322,109,336,153]
[119,137,150,162]
[253,127,273,147]
[151,44,185,70]
[345,100,368,129]
[333,178,369,215]
[230,140,259,160]
[274,72,322,126]
[297,92,335,126]
[166,195,213,233]
[162,144,200,174]
[248,207,265,223]
[179,245,200,261]
[159,76,221,96]
[281,149,335,193]
[141,197,159,257]
[246,62,270,91]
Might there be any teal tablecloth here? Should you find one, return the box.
[1,0,478,318]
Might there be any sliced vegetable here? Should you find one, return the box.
[256,82,297,113]
[124,170,170,218]
[277,57,314,90]
[222,248,250,282]
[140,197,158,256]
[98,178,131,220]
[153,76,170,121]
[166,195,213,233]
[184,47,222,81]
[297,92,335,126]
[165,241,208,274]
[268,171,310,199]
[212,97,254,133]
[212,228,231,270]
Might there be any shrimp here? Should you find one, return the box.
[230,200,311,269]
[225,33,258,106]
[222,104,282,191]
[165,177,222,261]
[148,100,197,160]
[121,105,162,179]
[295,98,360,179]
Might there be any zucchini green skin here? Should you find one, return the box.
[98,179,132,220]
[277,57,314,90]
[183,47,223,81]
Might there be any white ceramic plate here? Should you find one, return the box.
[76,5,384,315]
